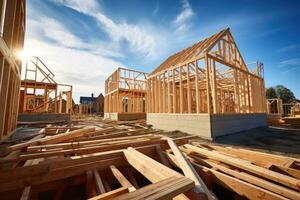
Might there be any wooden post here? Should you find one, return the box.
[187,65,191,113]
[172,69,176,113]
[234,69,240,113]
[211,59,217,114]
[205,55,211,114]
[195,61,200,114]
[162,72,166,113]
[179,66,183,113]
[246,75,251,113]
[167,71,171,113]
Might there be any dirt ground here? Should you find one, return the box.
[150,125,300,158]
[212,126,300,158]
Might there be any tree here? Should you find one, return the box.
[275,85,295,103]
[266,87,277,99]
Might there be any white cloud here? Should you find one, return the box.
[172,0,195,31]
[278,44,300,53]
[26,15,124,58]
[278,58,300,68]
[23,37,126,103]
[24,11,127,103]
[278,58,300,73]
[55,0,163,59]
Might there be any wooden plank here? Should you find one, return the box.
[92,169,106,194]
[165,138,211,199]
[123,147,181,182]
[205,55,211,114]
[155,145,172,168]
[189,155,300,200]
[88,187,129,200]
[7,127,97,152]
[187,65,191,113]
[184,144,300,191]
[270,164,300,179]
[110,165,136,192]
[167,153,287,200]
[2,138,163,162]
[114,176,194,200]
[86,170,97,198]
[195,61,200,113]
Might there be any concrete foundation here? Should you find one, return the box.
[104,112,146,121]
[18,113,71,123]
[147,113,267,139]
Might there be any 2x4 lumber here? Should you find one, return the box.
[155,145,172,168]
[270,165,300,180]
[0,157,126,193]
[88,187,129,200]
[27,134,158,151]
[20,158,43,200]
[126,168,139,189]
[189,155,300,200]
[165,138,211,199]
[195,62,200,113]
[205,55,211,114]
[195,143,299,167]
[187,65,191,113]
[194,161,288,200]
[93,169,106,194]
[179,66,183,113]
[0,63,10,139]
[123,147,194,199]
[123,147,182,182]
[184,144,300,191]
[172,69,176,113]
[86,170,97,198]
[110,165,136,192]
[114,176,194,200]
[208,54,261,80]
[167,153,287,200]
[2,138,163,162]
[6,127,97,152]
[211,60,217,113]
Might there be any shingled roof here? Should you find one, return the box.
[150,28,229,75]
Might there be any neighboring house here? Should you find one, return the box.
[79,93,104,115]
[95,94,104,115]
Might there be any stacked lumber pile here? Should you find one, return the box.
[0,120,299,200]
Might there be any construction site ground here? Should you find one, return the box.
[3,115,300,159]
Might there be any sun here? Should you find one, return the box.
[16,48,33,63]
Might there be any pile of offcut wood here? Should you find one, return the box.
[0,120,299,200]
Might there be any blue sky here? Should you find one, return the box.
[24,0,300,102]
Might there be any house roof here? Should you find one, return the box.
[149,28,229,75]
[80,93,104,104]
[79,96,96,104]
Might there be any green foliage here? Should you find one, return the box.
[266,85,295,103]
[275,85,295,103]
[266,87,277,99]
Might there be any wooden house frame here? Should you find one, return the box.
[17,57,73,124]
[0,0,25,141]
[104,68,147,120]
[147,28,267,139]
[19,57,73,114]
